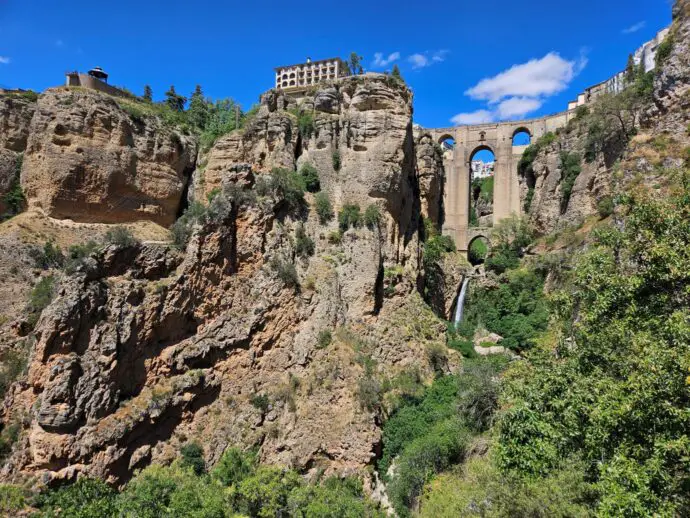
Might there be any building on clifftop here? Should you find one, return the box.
[65,66,128,97]
[275,57,349,90]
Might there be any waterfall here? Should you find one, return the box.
[453,277,470,326]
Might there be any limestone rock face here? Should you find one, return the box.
[0,77,452,487]
[0,94,37,213]
[21,88,197,226]
[651,0,690,133]
[415,133,444,225]
[523,132,612,234]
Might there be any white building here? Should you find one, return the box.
[275,57,349,90]
[471,160,494,179]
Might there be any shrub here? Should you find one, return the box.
[180,442,206,475]
[0,484,28,516]
[447,334,477,359]
[171,201,207,248]
[250,393,270,413]
[317,330,332,349]
[212,448,256,487]
[104,226,138,248]
[2,154,25,218]
[289,109,314,139]
[655,34,673,67]
[35,478,119,518]
[294,224,315,258]
[363,204,381,229]
[27,275,55,328]
[314,192,333,224]
[357,376,382,412]
[0,347,28,402]
[298,163,320,193]
[234,466,301,518]
[327,231,342,244]
[597,196,615,219]
[338,204,361,232]
[523,187,535,213]
[559,152,582,211]
[65,241,100,273]
[269,256,299,288]
[332,149,341,171]
[256,168,306,212]
[30,241,65,269]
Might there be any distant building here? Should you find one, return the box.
[275,57,349,90]
[567,27,670,111]
[65,66,127,97]
[471,160,494,179]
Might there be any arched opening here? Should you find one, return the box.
[469,146,495,227]
[512,128,531,147]
[439,135,456,160]
[468,235,490,266]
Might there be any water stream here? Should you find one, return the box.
[453,277,470,326]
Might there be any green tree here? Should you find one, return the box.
[314,192,333,224]
[625,53,636,83]
[391,64,403,82]
[348,52,363,75]
[187,85,210,130]
[143,84,153,102]
[164,85,187,112]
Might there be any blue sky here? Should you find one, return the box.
[0,0,672,128]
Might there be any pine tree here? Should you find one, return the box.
[188,85,209,129]
[625,54,636,83]
[391,64,404,83]
[164,85,187,112]
[143,85,153,102]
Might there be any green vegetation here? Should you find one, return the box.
[495,182,690,515]
[338,204,361,232]
[294,224,315,258]
[27,275,56,329]
[558,151,582,211]
[468,237,488,265]
[256,168,307,213]
[523,187,535,213]
[472,175,494,203]
[298,163,320,193]
[198,98,244,151]
[422,219,456,298]
[380,357,508,516]
[313,192,333,224]
[104,226,138,248]
[316,330,332,349]
[517,132,556,179]
[180,442,206,476]
[332,149,341,171]
[172,201,207,248]
[269,256,299,288]
[290,108,315,139]
[1,153,25,219]
[596,195,614,218]
[391,64,404,83]
[164,85,187,112]
[655,33,674,67]
[484,216,533,274]
[29,240,65,269]
[0,346,28,404]
[363,204,381,229]
[347,52,364,75]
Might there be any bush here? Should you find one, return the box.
[104,226,138,248]
[338,204,361,232]
[597,196,614,219]
[0,484,28,516]
[294,224,315,258]
[212,448,256,487]
[317,330,332,349]
[64,241,100,273]
[655,34,673,67]
[171,201,207,248]
[234,466,302,517]
[180,442,206,475]
[256,168,306,212]
[299,163,320,193]
[559,151,582,210]
[523,187,535,213]
[2,154,25,219]
[357,376,382,412]
[314,192,333,224]
[250,393,270,413]
[27,275,55,328]
[35,478,119,518]
[269,256,299,288]
[0,347,28,402]
[332,149,341,171]
[289,109,314,139]
[363,204,381,229]
[30,241,65,269]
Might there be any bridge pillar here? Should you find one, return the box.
[442,151,470,251]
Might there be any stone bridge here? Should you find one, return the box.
[429,110,576,251]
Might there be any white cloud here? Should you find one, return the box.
[466,52,584,103]
[622,21,646,34]
[496,97,543,119]
[0,56,10,64]
[408,53,429,69]
[450,50,587,125]
[408,50,448,69]
[372,51,400,68]
[450,110,495,125]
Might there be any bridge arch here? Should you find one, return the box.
[467,234,490,265]
[469,144,496,163]
[438,133,455,145]
[512,127,532,146]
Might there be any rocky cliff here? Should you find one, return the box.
[0,76,452,488]
[20,88,197,226]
